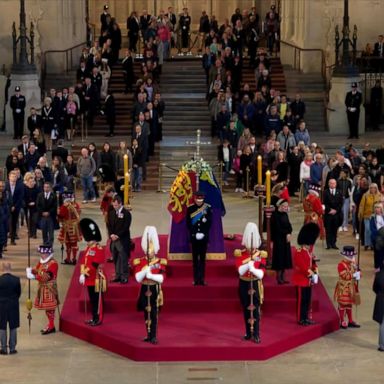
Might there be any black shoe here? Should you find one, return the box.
[348,322,361,328]
[340,323,348,329]
[41,327,56,335]
[0,350,7,355]
[253,335,261,344]
[298,320,308,326]
[110,278,121,283]
[192,281,198,286]
[243,334,252,340]
[332,246,339,250]
[142,336,150,342]
[10,241,16,246]
[84,319,94,325]
[90,320,102,327]
[200,281,207,286]
[149,338,158,345]
[378,347,384,352]
[304,319,316,325]
[9,350,17,355]
[120,279,128,284]
[15,235,20,240]
[325,246,331,250]
[61,259,71,265]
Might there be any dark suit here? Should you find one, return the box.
[27,114,42,136]
[83,84,99,128]
[323,188,343,248]
[0,272,21,353]
[18,142,30,156]
[345,91,362,139]
[127,16,140,52]
[186,202,212,284]
[104,94,116,135]
[36,191,57,246]
[4,181,24,243]
[140,14,151,35]
[51,146,68,163]
[107,206,132,281]
[10,94,26,139]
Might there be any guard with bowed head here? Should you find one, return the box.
[134,226,167,345]
[234,222,267,343]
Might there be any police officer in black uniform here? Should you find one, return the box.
[100,5,111,34]
[345,82,363,139]
[186,190,212,286]
[10,86,26,140]
[179,8,191,54]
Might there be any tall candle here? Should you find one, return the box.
[123,154,128,175]
[265,170,271,206]
[257,155,262,185]
[124,172,129,205]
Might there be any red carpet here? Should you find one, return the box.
[60,235,340,361]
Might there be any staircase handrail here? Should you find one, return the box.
[41,41,88,92]
[279,40,326,81]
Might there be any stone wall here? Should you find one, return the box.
[0,0,86,74]
[280,0,384,73]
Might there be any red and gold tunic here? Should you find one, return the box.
[235,249,267,303]
[303,193,325,239]
[292,246,318,287]
[133,256,167,285]
[80,243,105,286]
[32,258,59,310]
[57,202,82,243]
[334,259,360,306]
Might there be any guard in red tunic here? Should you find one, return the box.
[292,223,320,326]
[134,226,167,345]
[235,222,267,343]
[334,245,361,329]
[79,218,106,326]
[57,193,82,265]
[303,184,325,240]
[26,245,59,335]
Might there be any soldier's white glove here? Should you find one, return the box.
[195,233,205,240]
[79,274,85,285]
[26,267,35,280]
[146,270,154,279]
[311,274,319,284]
[353,271,361,281]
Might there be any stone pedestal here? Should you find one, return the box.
[5,73,41,135]
[328,76,365,136]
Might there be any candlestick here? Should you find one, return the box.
[124,172,129,206]
[257,155,262,185]
[123,154,128,175]
[265,170,271,206]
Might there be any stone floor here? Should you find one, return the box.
[1,130,384,383]
[1,188,383,384]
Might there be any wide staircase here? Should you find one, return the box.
[284,66,326,132]
[158,58,220,191]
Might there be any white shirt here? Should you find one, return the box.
[376,215,384,230]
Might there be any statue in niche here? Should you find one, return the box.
[29,8,44,69]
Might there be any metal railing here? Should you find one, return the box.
[41,41,88,92]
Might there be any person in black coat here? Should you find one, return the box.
[110,22,122,65]
[186,191,212,286]
[107,195,132,284]
[323,178,344,249]
[27,108,43,138]
[51,140,68,164]
[122,49,134,93]
[373,264,384,351]
[271,199,293,284]
[0,182,9,258]
[345,82,363,139]
[104,92,116,137]
[127,12,140,53]
[0,263,21,355]
[36,182,57,247]
[5,171,24,246]
[10,86,26,140]
[24,174,40,239]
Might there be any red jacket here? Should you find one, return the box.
[80,243,105,286]
[292,246,318,287]
[235,249,267,280]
